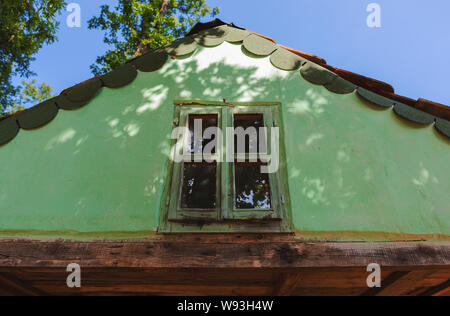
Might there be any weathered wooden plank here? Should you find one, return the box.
[273,272,302,296]
[0,273,47,296]
[35,284,271,296]
[417,279,450,296]
[361,271,410,296]
[18,268,276,288]
[0,266,448,296]
[0,239,449,269]
[292,287,368,297]
[295,269,381,289]
[375,270,437,296]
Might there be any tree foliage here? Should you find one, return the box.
[0,0,66,114]
[88,0,219,75]
[6,80,56,115]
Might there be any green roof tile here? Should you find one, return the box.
[56,78,102,110]
[243,34,277,57]
[62,78,102,103]
[300,62,337,85]
[394,103,435,125]
[196,25,229,38]
[164,37,197,57]
[16,98,59,130]
[0,117,19,146]
[357,87,395,108]
[194,35,224,47]
[102,64,138,88]
[435,118,450,138]
[132,50,168,73]
[270,47,306,71]
[224,28,251,43]
[325,77,357,94]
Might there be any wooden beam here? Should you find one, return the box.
[375,270,436,296]
[0,273,46,296]
[418,279,450,296]
[361,271,410,296]
[0,266,447,296]
[273,272,303,296]
[0,238,449,269]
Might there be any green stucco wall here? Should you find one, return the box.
[0,43,449,240]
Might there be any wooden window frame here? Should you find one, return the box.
[168,106,224,222]
[159,101,293,233]
[225,106,282,221]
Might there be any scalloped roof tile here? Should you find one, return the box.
[1,19,450,147]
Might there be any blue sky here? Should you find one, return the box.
[17,0,450,106]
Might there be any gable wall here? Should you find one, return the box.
[0,42,448,240]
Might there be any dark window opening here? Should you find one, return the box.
[181,162,217,209]
[188,114,218,154]
[235,162,272,210]
[180,114,219,210]
[234,114,266,155]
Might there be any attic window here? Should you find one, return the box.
[161,102,291,233]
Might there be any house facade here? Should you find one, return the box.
[0,20,449,296]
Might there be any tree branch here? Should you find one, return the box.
[160,0,170,16]
[134,1,171,57]
[0,35,16,49]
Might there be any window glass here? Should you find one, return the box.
[180,114,219,210]
[234,163,272,210]
[181,163,217,209]
[188,114,218,154]
[234,114,266,154]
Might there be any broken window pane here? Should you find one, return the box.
[188,114,218,154]
[235,163,272,209]
[234,114,266,154]
[181,163,217,209]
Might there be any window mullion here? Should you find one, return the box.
[168,110,188,221]
[221,106,231,220]
[263,108,273,157]
[263,108,281,218]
